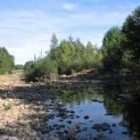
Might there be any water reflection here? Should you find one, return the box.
[102,83,140,140]
[45,82,140,140]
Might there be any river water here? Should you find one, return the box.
[43,83,140,140]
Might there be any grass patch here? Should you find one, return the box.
[3,102,12,111]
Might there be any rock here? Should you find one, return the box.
[58,119,63,122]
[67,120,72,124]
[0,128,5,134]
[109,129,113,134]
[91,99,103,103]
[16,127,24,134]
[53,124,59,127]
[76,124,80,129]
[31,121,40,131]
[69,110,75,114]
[76,115,80,118]
[105,112,113,116]
[70,116,75,119]
[84,115,89,120]
[94,133,109,140]
[122,131,129,135]
[40,125,50,134]
[57,108,66,112]
[92,123,110,131]
[119,120,129,127]
[57,107,66,117]
[102,123,110,131]
[112,123,116,127]
[48,136,60,140]
[92,124,102,130]
[47,114,55,119]
[67,128,76,140]
[82,127,87,131]
[132,131,137,136]
[58,105,65,109]
[58,125,65,128]
[64,129,68,134]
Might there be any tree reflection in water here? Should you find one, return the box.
[56,82,140,139]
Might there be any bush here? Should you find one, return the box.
[24,58,58,82]
[0,47,14,74]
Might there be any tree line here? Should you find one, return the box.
[102,6,140,74]
[24,37,103,81]
[24,6,140,81]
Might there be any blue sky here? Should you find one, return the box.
[0,0,140,64]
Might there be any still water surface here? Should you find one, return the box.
[44,83,140,140]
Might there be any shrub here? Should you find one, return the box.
[24,58,58,82]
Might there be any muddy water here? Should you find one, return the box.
[43,83,140,140]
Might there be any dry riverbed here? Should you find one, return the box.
[0,73,51,140]
[0,72,133,140]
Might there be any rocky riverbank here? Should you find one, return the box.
[0,73,135,140]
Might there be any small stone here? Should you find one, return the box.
[94,133,109,140]
[76,124,80,129]
[82,127,87,131]
[84,115,89,120]
[0,128,5,134]
[122,131,129,135]
[109,129,113,134]
[67,121,72,124]
[102,123,110,131]
[76,115,80,118]
[112,123,116,127]
[119,120,129,127]
[69,110,75,114]
[92,124,102,130]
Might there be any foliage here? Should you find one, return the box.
[103,27,124,56]
[103,27,124,72]
[49,39,97,74]
[24,6,140,81]
[15,64,24,70]
[3,102,12,111]
[24,58,58,82]
[102,27,125,73]
[24,37,100,81]
[0,47,15,74]
[99,6,140,74]
[122,6,140,63]
[100,6,140,73]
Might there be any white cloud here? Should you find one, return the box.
[62,3,77,11]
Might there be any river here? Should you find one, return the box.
[40,82,140,140]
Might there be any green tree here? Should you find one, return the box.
[0,47,14,74]
[50,33,58,49]
[82,42,95,68]
[102,27,125,72]
[24,36,100,81]
[103,27,124,56]
[122,6,140,64]
[24,59,58,82]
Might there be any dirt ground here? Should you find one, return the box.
[0,72,49,140]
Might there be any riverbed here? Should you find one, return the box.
[0,76,140,140]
